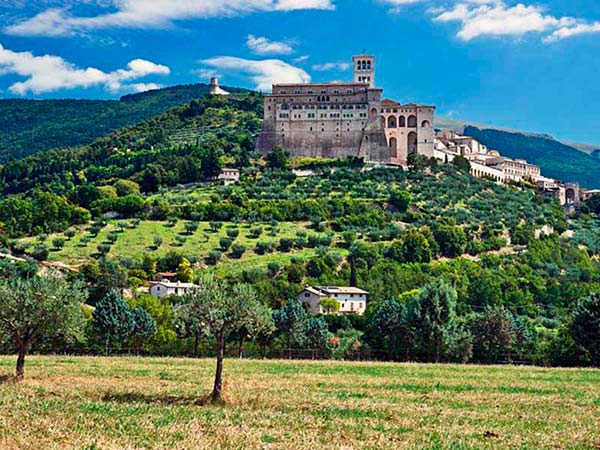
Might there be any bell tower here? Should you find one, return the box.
[353,55,375,88]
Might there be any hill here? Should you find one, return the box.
[464,126,600,188]
[0,83,248,161]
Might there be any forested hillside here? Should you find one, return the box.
[1,92,600,368]
[0,83,248,161]
[465,126,600,188]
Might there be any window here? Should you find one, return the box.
[304,293,310,297]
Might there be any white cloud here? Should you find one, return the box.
[311,62,351,71]
[430,1,600,43]
[0,44,170,95]
[200,56,310,91]
[293,55,310,63]
[246,35,294,55]
[129,82,163,93]
[5,0,335,36]
[545,21,600,43]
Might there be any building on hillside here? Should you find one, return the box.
[209,77,230,96]
[380,99,436,165]
[299,286,368,315]
[149,280,200,299]
[255,55,392,163]
[218,168,240,185]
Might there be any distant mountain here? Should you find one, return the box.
[0,83,248,161]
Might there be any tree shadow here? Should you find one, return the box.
[0,374,16,384]
[101,391,222,406]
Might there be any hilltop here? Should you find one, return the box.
[0,83,248,161]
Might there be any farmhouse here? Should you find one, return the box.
[218,168,240,185]
[300,286,368,315]
[149,280,200,299]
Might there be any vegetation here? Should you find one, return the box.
[0,83,248,161]
[0,356,598,449]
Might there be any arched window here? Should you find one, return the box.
[398,116,406,127]
[407,131,418,154]
[389,137,398,158]
[407,115,417,128]
[387,116,397,128]
[370,107,378,118]
[421,120,430,128]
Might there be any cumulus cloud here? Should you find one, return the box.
[5,0,335,36]
[311,62,351,71]
[0,44,170,95]
[246,35,294,55]
[431,1,599,43]
[200,56,310,91]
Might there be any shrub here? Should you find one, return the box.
[64,229,77,240]
[226,228,240,239]
[255,241,275,255]
[219,237,233,251]
[52,238,66,250]
[249,226,263,239]
[279,237,294,252]
[206,250,222,266]
[230,244,247,259]
[31,243,49,261]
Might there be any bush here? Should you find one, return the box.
[31,243,49,261]
[279,237,294,252]
[226,228,240,239]
[219,237,233,251]
[206,250,222,266]
[52,238,66,250]
[249,226,263,239]
[64,229,77,240]
[230,244,246,259]
[97,243,111,256]
[255,241,275,255]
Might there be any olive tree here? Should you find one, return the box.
[179,276,272,403]
[0,275,87,380]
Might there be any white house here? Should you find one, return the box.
[149,281,200,299]
[299,286,369,315]
[218,168,240,185]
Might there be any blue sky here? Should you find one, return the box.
[0,0,599,145]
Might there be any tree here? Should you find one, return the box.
[370,299,413,361]
[130,307,157,353]
[472,306,515,363]
[179,276,272,403]
[434,224,467,258]
[177,258,194,283]
[304,317,331,358]
[230,243,246,259]
[153,235,163,249]
[274,300,307,352]
[318,297,340,315]
[453,155,471,173]
[92,290,134,353]
[0,275,86,380]
[407,280,468,363]
[266,146,290,170]
[571,293,600,366]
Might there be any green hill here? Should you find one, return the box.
[0,83,248,161]
[464,126,600,188]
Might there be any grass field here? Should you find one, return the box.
[0,356,598,449]
[19,220,338,273]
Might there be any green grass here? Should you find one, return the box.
[0,356,598,449]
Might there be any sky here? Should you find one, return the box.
[0,0,599,145]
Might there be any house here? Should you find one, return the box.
[149,280,200,299]
[299,286,368,315]
[218,168,240,185]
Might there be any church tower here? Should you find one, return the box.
[353,55,375,88]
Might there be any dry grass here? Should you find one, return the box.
[0,356,598,450]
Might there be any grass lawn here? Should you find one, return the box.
[0,356,598,449]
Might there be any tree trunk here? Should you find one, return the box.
[211,333,225,403]
[15,342,28,381]
[238,335,244,359]
[193,329,200,357]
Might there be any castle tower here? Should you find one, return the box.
[209,77,230,96]
[353,55,375,88]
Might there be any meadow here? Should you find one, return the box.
[0,356,598,450]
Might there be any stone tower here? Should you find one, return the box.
[353,55,375,88]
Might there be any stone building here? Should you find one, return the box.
[209,77,230,96]
[381,99,435,165]
[299,286,369,315]
[255,55,391,163]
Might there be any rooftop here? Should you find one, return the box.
[150,281,200,289]
[310,286,369,295]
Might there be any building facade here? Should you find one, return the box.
[149,281,200,299]
[299,286,368,315]
[255,55,391,163]
[381,99,435,165]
